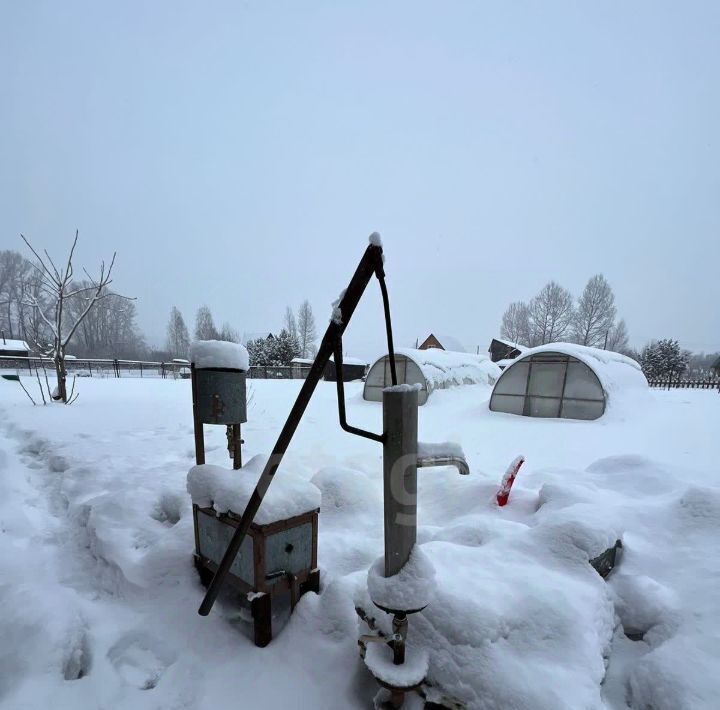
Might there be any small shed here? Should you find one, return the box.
[488,338,526,363]
[324,356,368,382]
[489,343,647,420]
[0,337,31,358]
[418,333,467,353]
[291,357,314,378]
[364,348,501,405]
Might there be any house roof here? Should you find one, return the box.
[436,334,468,353]
[421,333,468,353]
[491,338,527,353]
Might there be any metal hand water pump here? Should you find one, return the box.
[197,234,469,707]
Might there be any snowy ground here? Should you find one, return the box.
[1,377,719,709]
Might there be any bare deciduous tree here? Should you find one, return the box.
[283,306,298,343]
[218,322,240,343]
[529,281,574,345]
[0,250,29,339]
[572,274,617,347]
[297,300,317,358]
[166,307,190,358]
[500,301,531,346]
[67,284,145,358]
[20,230,126,403]
[606,318,629,354]
[195,305,218,341]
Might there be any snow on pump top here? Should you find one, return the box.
[190,340,249,371]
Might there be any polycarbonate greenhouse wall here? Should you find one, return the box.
[364,348,501,405]
[489,351,607,420]
[363,354,430,404]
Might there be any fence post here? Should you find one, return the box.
[140,362,143,378]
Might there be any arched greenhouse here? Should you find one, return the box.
[363,348,501,405]
[489,343,647,420]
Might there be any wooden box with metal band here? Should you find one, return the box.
[188,452,321,647]
[192,504,319,647]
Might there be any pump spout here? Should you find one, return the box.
[416,441,469,476]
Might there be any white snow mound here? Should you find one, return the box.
[190,340,249,371]
[187,455,320,524]
[368,545,436,611]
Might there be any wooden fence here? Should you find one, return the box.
[647,377,720,391]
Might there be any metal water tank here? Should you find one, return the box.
[194,368,247,424]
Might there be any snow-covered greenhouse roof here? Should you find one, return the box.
[489,343,647,420]
[364,347,501,405]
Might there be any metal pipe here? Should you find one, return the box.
[190,363,205,465]
[392,613,408,665]
[377,271,397,386]
[382,386,418,578]
[417,454,470,476]
[199,242,386,616]
[334,338,384,443]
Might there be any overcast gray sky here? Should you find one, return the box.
[2,1,719,360]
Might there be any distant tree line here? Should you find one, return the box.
[2,244,322,370]
[1,246,144,362]
[499,275,719,380]
[500,274,629,353]
[163,299,318,368]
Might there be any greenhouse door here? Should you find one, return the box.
[384,355,407,387]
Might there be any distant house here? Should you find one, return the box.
[418,333,467,353]
[0,336,30,358]
[291,357,314,378]
[324,355,368,382]
[488,338,526,367]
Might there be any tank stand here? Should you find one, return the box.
[250,593,272,647]
[251,569,320,647]
[194,554,320,648]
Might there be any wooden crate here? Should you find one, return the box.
[193,505,319,646]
